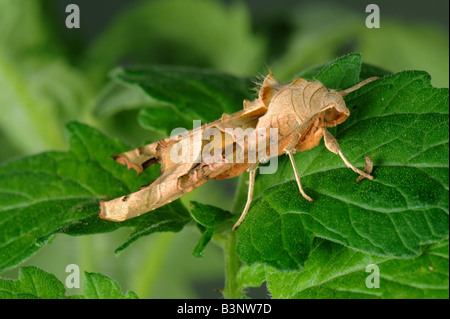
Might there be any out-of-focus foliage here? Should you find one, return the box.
[272,4,449,87]
[0,0,448,299]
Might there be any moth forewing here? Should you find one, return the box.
[100,73,378,229]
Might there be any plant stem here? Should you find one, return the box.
[219,229,243,299]
[219,173,250,299]
[212,174,249,298]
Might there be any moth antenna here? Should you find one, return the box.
[338,77,379,96]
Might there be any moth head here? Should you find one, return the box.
[322,91,350,127]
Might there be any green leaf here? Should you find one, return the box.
[236,56,449,270]
[113,65,254,133]
[0,266,137,299]
[190,202,233,258]
[297,54,390,87]
[264,240,449,299]
[192,227,215,258]
[0,122,191,271]
[359,63,391,80]
[138,105,195,136]
[113,202,190,255]
[94,73,198,136]
[298,53,362,89]
[0,266,66,299]
[82,272,138,299]
[237,263,266,289]
[190,201,233,228]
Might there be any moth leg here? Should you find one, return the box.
[338,77,379,96]
[232,164,258,231]
[356,156,374,183]
[285,149,313,202]
[323,129,374,180]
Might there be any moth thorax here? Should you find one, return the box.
[322,92,349,126]
[291,83,325,121]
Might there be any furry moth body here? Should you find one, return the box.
[99,74,377,230]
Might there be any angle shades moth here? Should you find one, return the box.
[99,73,377,230]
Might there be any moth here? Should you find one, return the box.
[99,73,377,230]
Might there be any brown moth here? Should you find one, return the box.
[99,74,377,230]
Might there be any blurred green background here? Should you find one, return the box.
[0,0,448,298]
